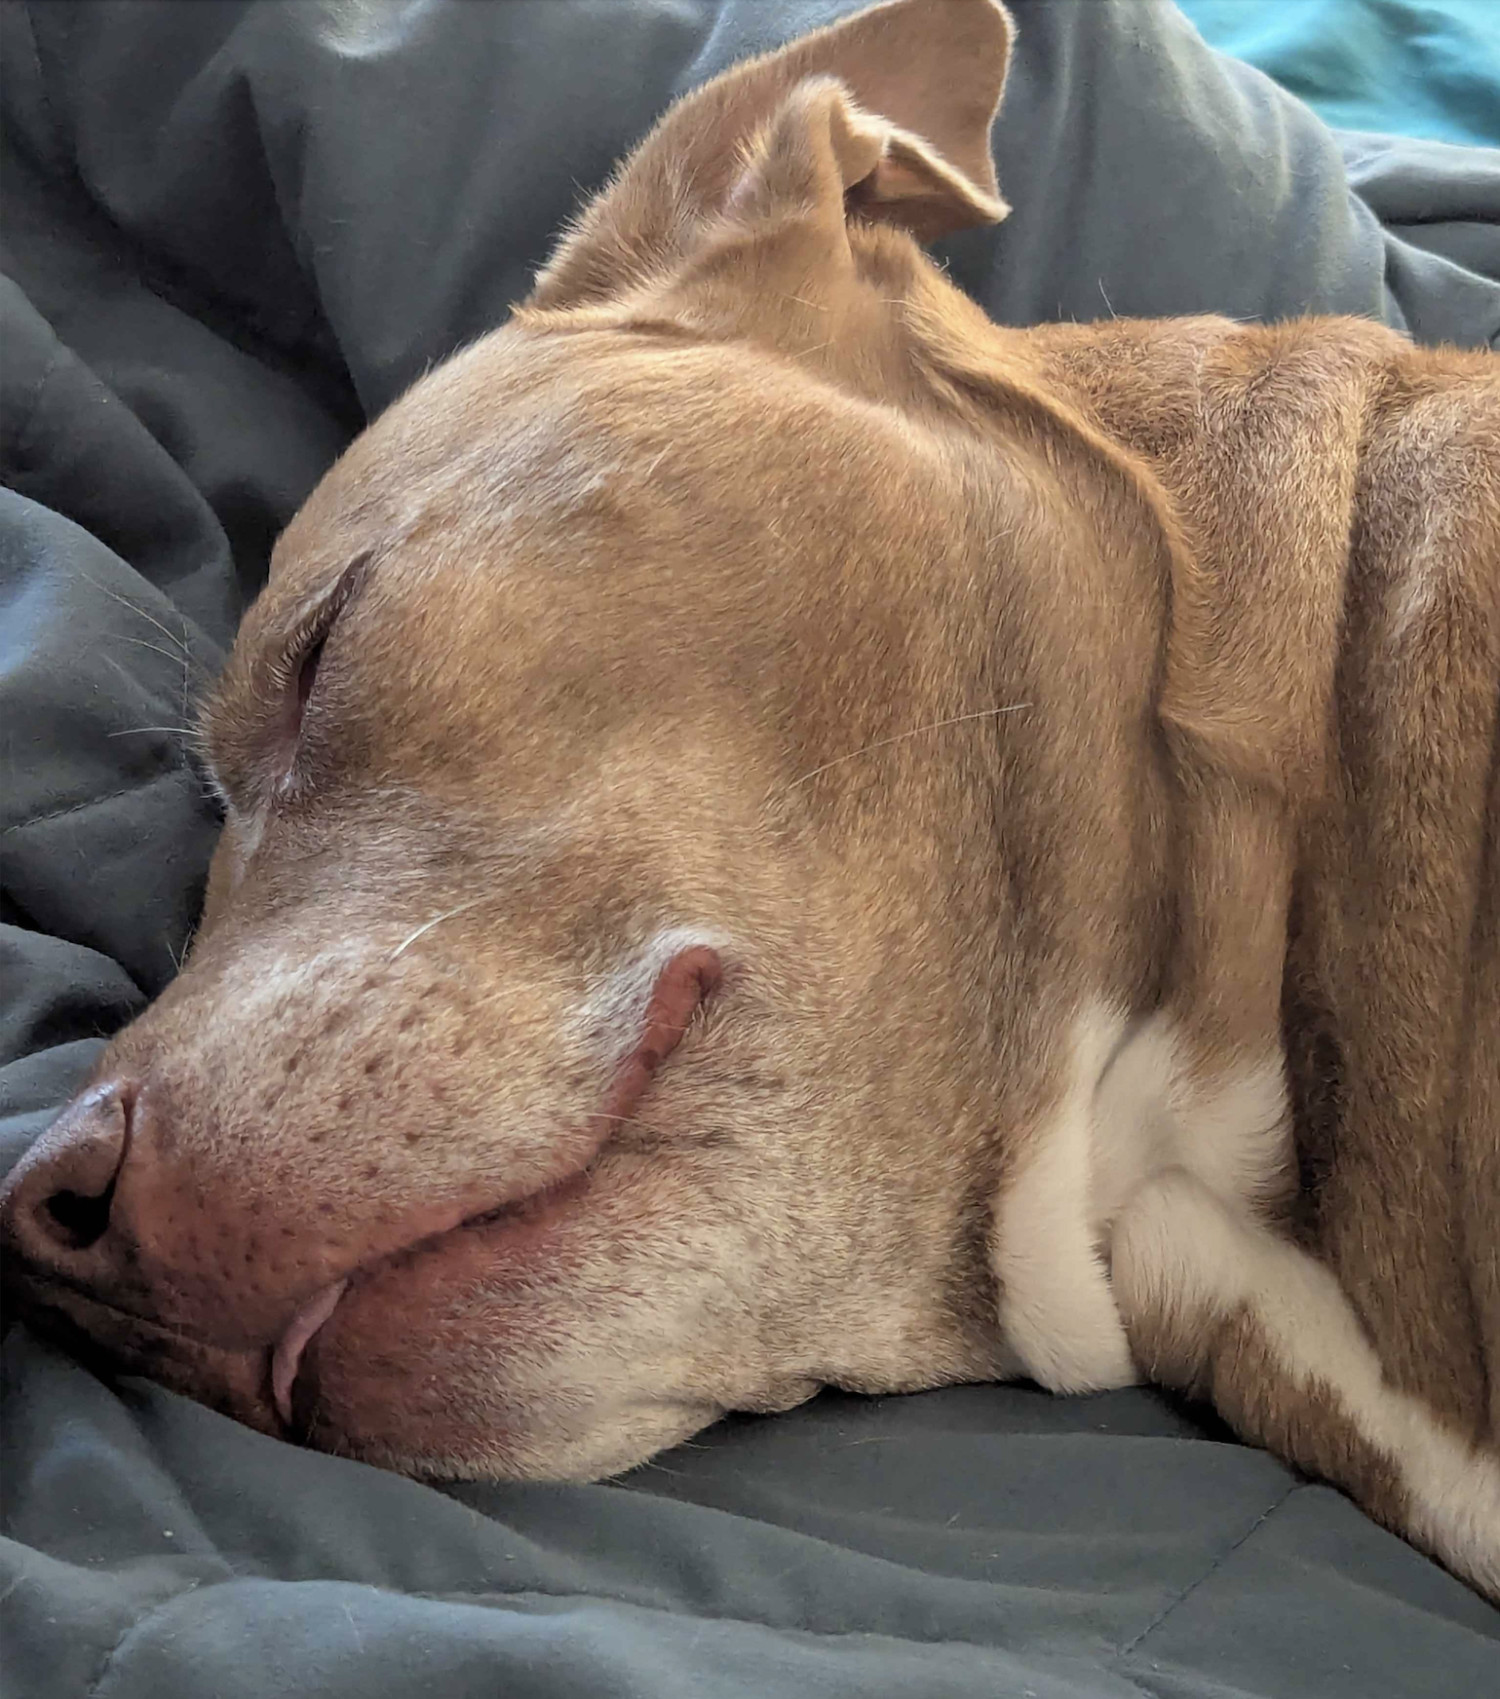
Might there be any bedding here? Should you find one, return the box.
[3,3,1499,1696]
[1177,0,1500,147]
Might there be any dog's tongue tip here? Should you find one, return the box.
[271,1277,349,1426]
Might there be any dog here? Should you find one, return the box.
[3,0,1498,1600]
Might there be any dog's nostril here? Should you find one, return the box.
[1,1078,137,1262]
[43,1181,118,1250]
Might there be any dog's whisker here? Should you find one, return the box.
[78,570,197,658]
[778,703,1031,791]
[389,896,495,961]
[83,575,204,740]
[114,634,211,679]
[106,724,203,739]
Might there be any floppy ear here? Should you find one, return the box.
[530,0,1013,309]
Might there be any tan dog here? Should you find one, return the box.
[3,0,1498,1599]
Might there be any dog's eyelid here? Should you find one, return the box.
[225,549,377,810]
[277,550,376,686]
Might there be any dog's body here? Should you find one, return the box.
[3,0,1498,1597]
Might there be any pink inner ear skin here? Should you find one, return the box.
[594,946,723,1134]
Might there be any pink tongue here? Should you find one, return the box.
[271,1278,348,1425]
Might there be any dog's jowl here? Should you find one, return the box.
[3,0,1497,1600]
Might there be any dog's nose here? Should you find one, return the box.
[1,1073,336,1352]
[0,1081,134,1268]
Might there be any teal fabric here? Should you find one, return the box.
[3,6,1499,1698]
[1177,0,1500,145]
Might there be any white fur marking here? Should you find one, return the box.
[1113,1172,1500,1598]
[994,1005,1137,1392]
[1090,1013,1291,1227]
[994,1002,1293,1395]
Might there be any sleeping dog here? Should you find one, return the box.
[3,0,1497,1600]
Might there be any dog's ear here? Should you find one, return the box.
[530,0,1012,310]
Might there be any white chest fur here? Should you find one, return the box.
[991,1001,1292,1392]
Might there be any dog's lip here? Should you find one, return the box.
[266,1159,606,1431]
[263,952,719,1432]
[271,1277,348,1425]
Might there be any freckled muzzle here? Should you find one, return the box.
[0,1067,630,1446]
[0,943,725,1463]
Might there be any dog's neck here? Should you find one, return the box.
[908,302,1495,1435]
[915,303,1401,1051]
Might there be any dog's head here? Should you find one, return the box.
[1,0,1170,1478]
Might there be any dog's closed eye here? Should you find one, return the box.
[295,630,328,718]
[205,551,375,812]
[270,555,374,793]
[275,618,335,785]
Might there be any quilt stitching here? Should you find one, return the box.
[14,4,60,150]
[1114,1480,1300,1659]
[81,1571,226,1699]
[77,1568,1165,1694]
[3,766,192,835]
[5,342,67,473]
